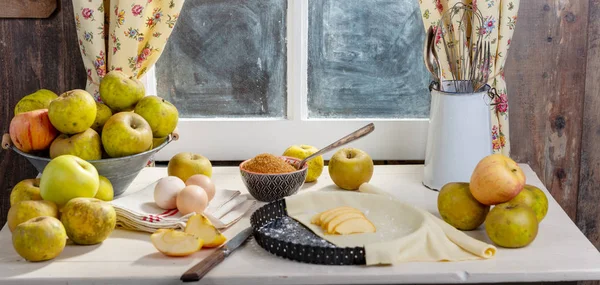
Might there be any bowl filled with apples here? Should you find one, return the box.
[2,71,180,197]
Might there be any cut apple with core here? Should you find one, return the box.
[184,214,227,248]
[150,229,203,257]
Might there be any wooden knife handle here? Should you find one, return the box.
[180,249,225,282]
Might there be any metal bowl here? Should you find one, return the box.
[239,156,308,202]
[8,135,173,197]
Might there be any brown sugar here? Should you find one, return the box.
[243,153,297,174]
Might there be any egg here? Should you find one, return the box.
[176,185,209,215]
[154,176,186,210]
[185,174,216,201]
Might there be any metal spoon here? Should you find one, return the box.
[297,123,375,170]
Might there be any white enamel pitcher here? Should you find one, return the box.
[422,81,493,191]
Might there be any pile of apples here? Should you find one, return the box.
[8,70,179,159]
[437,154,549,248]
[8,155,116,262]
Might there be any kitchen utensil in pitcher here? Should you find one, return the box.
[422,83,493,191]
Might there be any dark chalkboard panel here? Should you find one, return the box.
[307,0,430,119]
[156,0,287,118]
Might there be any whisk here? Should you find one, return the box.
[434,2,490,93]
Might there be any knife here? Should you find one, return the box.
[180,226,253,282]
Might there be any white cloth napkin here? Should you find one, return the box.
[110,179,256,233]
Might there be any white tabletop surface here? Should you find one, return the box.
[0,164,599,285]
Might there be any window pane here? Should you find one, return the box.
[156,0,287,118]
[307,0,430,119]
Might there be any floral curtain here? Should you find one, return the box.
[72,0,185,98]
[418,0,519,156]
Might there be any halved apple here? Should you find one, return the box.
[184,214,227,248]
[151,229,203,257]
[326,212,366,234]
[334,217,376,235]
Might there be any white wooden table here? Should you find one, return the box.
[0,164,599,285]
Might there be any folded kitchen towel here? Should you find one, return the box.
[110,179,256,233]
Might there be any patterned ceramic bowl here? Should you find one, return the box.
[240,156,308,202]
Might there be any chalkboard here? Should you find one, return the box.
[156,0,287,118]
[307,0,431,119]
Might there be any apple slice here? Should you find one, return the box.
[318,207,361,225]
[334,217,376,235]
[326,212,366,234]
[151,229,203,257]
[311,206,359,225]
[321,209,364,230]
[184,214,227,248]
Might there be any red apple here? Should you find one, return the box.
[9,109,58,153]
[469,154,526,205]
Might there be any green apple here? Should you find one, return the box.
[7,200,58,232]
[61,197,116,245]
[505,184,549,223]
[14,89,58,115]
[283,145,324,182]
[485,203,538,248]
[12,216,67,262]
[328,148,374,190]
[134,96,179,138]
[40,154,100,207]
[49,128,102,160]
[10,178,42,206]
[92,102,113,133]
[99,70,145,112]
[48,89,97,134]
[437,182,490,230]
[101,112,153,157]
[95,175,114,201]
[168,152,213,182]
[153,136,168,149]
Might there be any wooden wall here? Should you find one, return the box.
[0,0,598,283]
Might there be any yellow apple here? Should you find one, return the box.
[7,200,58,232]
[101,112,153,158]
[10,178,42,206]
[94,175,114,201]
[282,145,324,182]
[485,203,538,248]
[469,154,526,205]
[134,96,179,138]
[40,154,100,207]
[167,152,213,182]
[60,197,116,245]
[151,229,203,257]
[12,216,66,262]
[184,214,227,247]
[99,70,145,112]
[92,102,113,133]
[505,184,549,223]
[49,128,102,160]
[14,89,58,115]
[152,136,168,149]
[437,182,490,230]
[328,148,374,190]
[48,89,97,134]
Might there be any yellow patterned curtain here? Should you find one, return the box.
[72,0,185,98]
[418,0,519,156]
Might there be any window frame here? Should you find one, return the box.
[144,0,430,162]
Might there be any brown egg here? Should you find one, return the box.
[176,185,209,215]
[185,174,216,201]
